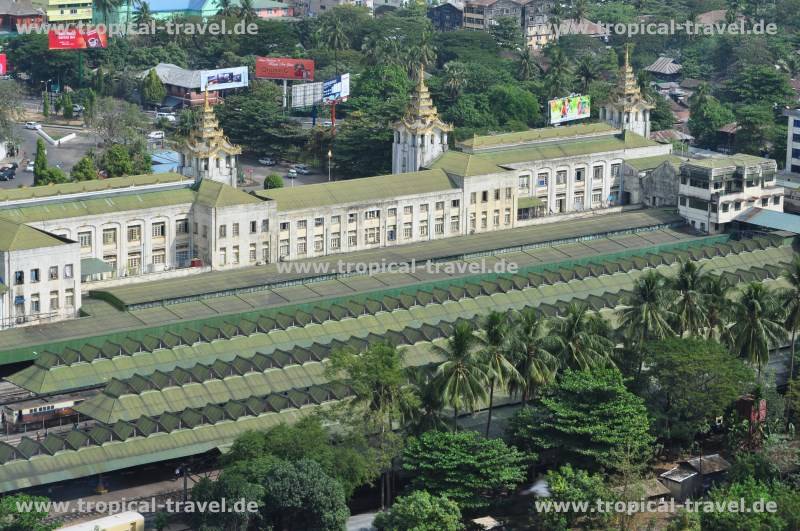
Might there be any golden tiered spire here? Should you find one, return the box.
[396,63,453,133]
[611,43,653,113]
[184,89,241,158]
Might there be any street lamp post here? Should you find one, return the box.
[327,149,332,182]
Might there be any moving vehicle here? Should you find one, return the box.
[24,121,40,130]
[25,161,34,172]
[258,157,276,166]
[1,395,87,432]
[287,168,297,178]
[72,104,84,113]
[148,130,165,140]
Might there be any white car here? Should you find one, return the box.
[148,131,165,140]
[287,169,297,178]
[156,112,177,123]
[25,161,34,172]
[25,121,40,130]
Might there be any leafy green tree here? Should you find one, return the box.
[782,256,800,387]
[507,308,558,405]
[688,85,734,148]
[62,93,73,119]
[703,274,733,342]
[508,367,653,472]
[530,465,613,531]
[643,338,752,446]
[650,93,676,132]
[725,65,794,106]
[263,174,284,189]
[373,490,463,531]
[432,321,488,425]
[42,93,50,119]
[672,260,710,336]
[101,144,135,177]
[488,16,523,49]
[402,430,526,511]
[486,84,539,127]
[701,478,787,530]
[479,311,520,437]
[516,48,538,82]
[442,61,469,99]
[70,154,97,181]
[153,511,169,531]
[731,282,786,380]
[728,451,781,483]
[575,56,599,93]
[33,138,48,185]
[551,303,614,370]
[134,1,153,26]
[0,494,58,530]
[261,459,349,531]
[94,0,121,23]
[141,68,166,109]
[734,103,776,155]
[543,46,575,99]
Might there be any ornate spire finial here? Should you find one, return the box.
[624,43,630,71]
[204,87,210,111]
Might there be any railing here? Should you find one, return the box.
[0,311,77,330]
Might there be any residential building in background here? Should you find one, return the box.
[45,0,91,23]
[0,0,43,32]
[785,108,800,174]
[428,0,463,31]
[137,63,220,109]
[463,0,525,31]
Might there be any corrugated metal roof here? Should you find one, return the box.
[0,218,68,251]
[194,179,263,208]
[735,208,800,233]
[645,57,682,75]
[0,173,187,203]
[428,150,504,176]
[458,123,616,150]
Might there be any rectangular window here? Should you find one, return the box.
[494,189,500,200]
[193,222,198,235]
[104,255,117,271]
[575,168,585,182]
[773,195,781,205]
[348,213,357,224]
[504,208,511,224]
[219,248,227,265]
[435,217,444,235]
[348,230,357,247]
[250,220,257,234]
[314,235,324,252]
[14,271,23,285]
[537,173,548,187]
[50,291,59,311]
[177,219,189,234]
[330,233,341,250]
[592,192,602,206]
[403,222,413,239]
[65,288,75,308]
[493,210,500,226]
[505,187,512,199]
[470,192,476,205]
[202,225,208,238]
[152,222,165,238]
[297,220,307,229]
[735,201,742,211]
[481,212,488,229]
[127,253,142,273]
[365,209,380,220]
[452,199,460,208]
[469,213,476,230]
[419,220,429,237]
[388,225,397,241]
[331,215,341,225]
[49,266,58,280]
[722,203,730,213]
[519,175,530,188]
[31,294,40,314]
[232,223,240,237]
[450,216,460,232]
[420,204,429,213]
[297,237,307,255]
[152,250,166,265]
[249,243,257,261]
[761,197,769,207]
[218,225,227,238]
[593,166,603,181]
[64,264,73,279]
[611,163,621,178]
[127,226,141,242]
[79,231,92,248]
[261,219,269,232]
[556,170,567,185]
[103,228,116,245]
[482,191,489,203]
[365,227,380,244]
[30,269,40,283]
[279,239,289,257]
[280,222,289,231]
[388,208,397,217]
[315,217,324,227]
[261,244,270,262]
[435,201,444,211]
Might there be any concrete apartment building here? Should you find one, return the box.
[786,109,800,175]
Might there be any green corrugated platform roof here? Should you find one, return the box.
[0,173,188,203]
[255,169,457,211]
[0,218,68,251]
[194,179,263,208]
[458,122,616,149]
[427,150,504,176]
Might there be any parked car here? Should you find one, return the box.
[292,164,310,175]
[72,104,85,113]
[258,157,276,166]
[1,163,18,171]
[287,168,297,179]
[25,161,34,172]
[0,168,15,180]
[148,131,165,140]
[24,121,40,130]
[156,112,177,122]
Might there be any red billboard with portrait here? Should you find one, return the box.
[48,29,107,50]
[255,57,314,81]
[0,54,7,75]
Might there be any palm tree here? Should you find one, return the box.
[672,260,710,336]
[432,321,488,430]
[782,256,800,382]
[405,28,436,74]
[443,61,468,99]
[544,46,575,99]
[215,0,235,17]
[516,47,538,82]
[571,0,588,20]
[403,365,449,435]
[94,0,121,24]
[552,303,614,370]
[238,0,257,23]
[133,0,153,26]
[576,56,599,92]
[703,274,733,343]
[618,270,674,375]
[316,15,350,74]
[732,282,787,380]
[507,308,559,405]
[478,311,520,437]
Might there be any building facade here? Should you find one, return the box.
[45,0,91,23]
[785,109,800,174]
[463,0,525,30]
[428,1,463,31]
[0,0,43,32]
[600,47,654,139]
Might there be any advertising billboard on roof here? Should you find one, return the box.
[548,95,591,125]
[255,57,315,81]
[200,66,249,91]
[48,29,108,50]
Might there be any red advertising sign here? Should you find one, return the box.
[255,57,314,81]
[0,54,7,75]
[48,29,108,50]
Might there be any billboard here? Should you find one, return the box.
[291,81,324,108]
[256,57,314,81]
[200,67,249,91]
[548,95,591,125]
[48,29,107,50]
[0,54,6,75]
[322,74,350,104]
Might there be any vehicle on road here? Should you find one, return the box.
[25,161,34,172]
[72,104,85,113]
[0,169,15,180]
[258,157,276,166]
[24,121,40,130]
[292,164,311,175]
[1,162,18,171]
[147,130,165,140]
[322,120,333,127]
[287,168,297,178]
[156,112,177,122]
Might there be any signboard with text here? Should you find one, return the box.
[255,57,314,81]
[291,82,323,108]
[48,29,108,50]
[199,66,249,91]
[548,94,591,125]
[322,73,350,104]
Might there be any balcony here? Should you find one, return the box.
[47,8,92,21]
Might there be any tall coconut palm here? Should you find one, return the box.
[432,321,488,430]
[238,0,257,23]
[403,365,448,435]
[782,256,800,382]
[405,28,436,74]
[95,0,122,24]
[732,282,786,380]
[516,47,538,82]
[543,46,575,99]
[672,260,710,336]
[552,303,614,370]
[316,15,350,73]
[576,56,599,92]
[443,61,468,99]
[133,0,153,26]
[507,308,559,405]
[703,274,733,343]
[216,0,235,17]
[571,0,588,21]
[478,311,520,437]
[618,270,675,375]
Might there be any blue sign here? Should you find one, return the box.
[14,296,24,304]
[322,74,350,104]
